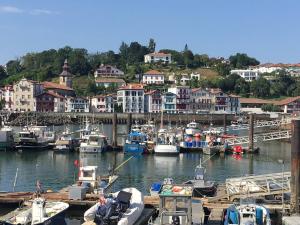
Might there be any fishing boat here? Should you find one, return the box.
[154,129,179,155]
[79,133,109,153]
[76,165,118,194]
[15,131,49,151]
[83,187,144,225]
[123,131,148,154]
[222,200,271,225]
[148,184,201,225]
[0,197,69,225]
[185,121,201,136]
[27,125,56,143]
[149,178,174,196]
[53,134,79,153]
[183,159,217,197]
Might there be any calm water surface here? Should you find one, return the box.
[0,125,292,224]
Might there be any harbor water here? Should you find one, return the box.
[0,124,292,224]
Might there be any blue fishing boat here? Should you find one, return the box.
[124,131,148,154]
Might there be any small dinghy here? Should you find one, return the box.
[0,197,69,225]
[83,187,144,225]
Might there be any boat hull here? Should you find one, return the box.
[15,142,50,151]
[124,143,147,154]
[79,145,108,153]
[154,145,179,155]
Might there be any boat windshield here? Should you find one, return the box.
[19,132,35,138]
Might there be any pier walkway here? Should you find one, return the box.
[225,130,291,146]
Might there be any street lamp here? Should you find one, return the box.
[278,159,284,216]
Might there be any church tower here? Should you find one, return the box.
[59,59,73,88]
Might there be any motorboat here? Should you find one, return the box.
[76,166,118,194]
[123,131,148,154]
[150,178,174,196]
[53,134,79,153]
[0,197,69,225]
[185,121,201,136]
[15,131,49,151]
[83,187,144,225]
[183,159,217,197]
[79,134,109,153]
[154,129,179,155]
[222,200,271,225]
[27,125,56,143]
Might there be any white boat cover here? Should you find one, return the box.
[84,187,144,225]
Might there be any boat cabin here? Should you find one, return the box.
[149,184,194,225]
[126,131,147,144]
[79,166,98,188]
[186,122,200,129]
[81,135,108,146]
[19,131,38,141]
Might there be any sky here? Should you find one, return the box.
[0,0,299,65]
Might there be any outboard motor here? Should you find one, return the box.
[31,198,46,224]
[172,216,180,225]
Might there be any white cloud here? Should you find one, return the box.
[29,9,59,16]
[0,6,23,13]
[0,5,59,15]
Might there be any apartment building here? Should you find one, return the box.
[117,84,144,113]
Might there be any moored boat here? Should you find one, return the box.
[15,131,49,151]
[79,133,109,153]
[154,129,179,155]
[83,187,144,225]
[0,197,69,225]
[222,200,271,225]
[183,159,217,197]
[124,131,148,154]
[185,121,201,136]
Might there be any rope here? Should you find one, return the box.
[113,156,134,172]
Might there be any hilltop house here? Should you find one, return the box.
[144,52,172,64]
[94,64,124,78]
[142,70,164,85]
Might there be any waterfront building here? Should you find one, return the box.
[13,78,44,112]
[142,70,164,85]
[161,92,177,114]
[1,85,14,111]
[65,96,89,113]
[209,88,240,114]
[94,64,124,78]
[230,69,260,82]
[190,88,212,113]
[144,90,162,113]
[144,52,172,64]
[117,84,144,113]
[168,86,191,113]
[240,98,272,114]
[95,78,126,88]
[35,91,65,112]
[90,94,114,113]
[274,96,300,114]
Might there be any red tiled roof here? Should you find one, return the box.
[35,90,65,99]
[144,70,163,75]
[119,83,144,90]
[274,96,300,106]
[95,78,125,83]
[146,52,171,57]
[42,82,74,91]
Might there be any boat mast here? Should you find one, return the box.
[160,108,163,129]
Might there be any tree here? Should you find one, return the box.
[215,63,231,76]
[229,53,260,69]
[262,104,281,112]
[250,77,270,98]
[148,38,156,53]
[0,66,7,80]
[182,44,194,68]
[6,60,22,76]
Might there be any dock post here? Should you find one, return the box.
[248,114,254,152]
[290,119,300,214]
[112,113,117,148]
[223,114,227,134]
[127,113,132,133]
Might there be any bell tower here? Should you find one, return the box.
[59,59,73,88]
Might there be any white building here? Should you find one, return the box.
[168,86,191,113]
[230,69,260,82]
[142,70,164,85]
[1,85,14,111]
[94,64,124,78]
[117,84,144,113]
[190,72,201,80]
[179,74,190,86]
[90,95,114,113]
[65,96,89,113]
[144,52,172,64]
[144,90,162,113]
[209,88,240,114]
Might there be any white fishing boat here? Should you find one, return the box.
[0,197,69,225]
[53,134,79,153]
[185,121,201,136]
[83,187,144,225]
[79,133,109,153]
[154,129,179,155]
[222,199,271,225]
